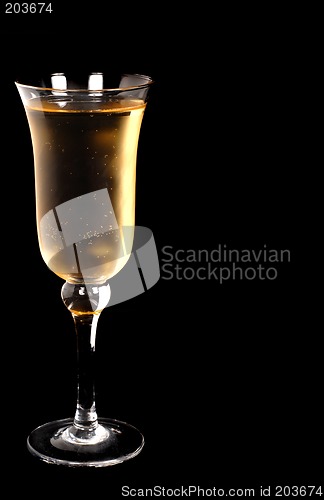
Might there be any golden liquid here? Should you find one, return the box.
[25,97,146,283]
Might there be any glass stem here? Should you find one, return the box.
[61,281,111,438]
[72,312,100,431]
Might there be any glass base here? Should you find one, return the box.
[27,418,144,467]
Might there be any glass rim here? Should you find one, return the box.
[15,72,154,93]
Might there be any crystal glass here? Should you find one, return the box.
[16,72,153,467]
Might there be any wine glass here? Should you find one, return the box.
[16,72,153,467]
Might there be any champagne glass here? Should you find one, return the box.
[16,72,153,467]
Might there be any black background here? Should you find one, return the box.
[1,3,321,496]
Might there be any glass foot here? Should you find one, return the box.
[27,418,144,467]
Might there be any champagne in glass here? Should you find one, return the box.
[27,96,145,284]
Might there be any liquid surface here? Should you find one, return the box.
[25,97,146,283]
